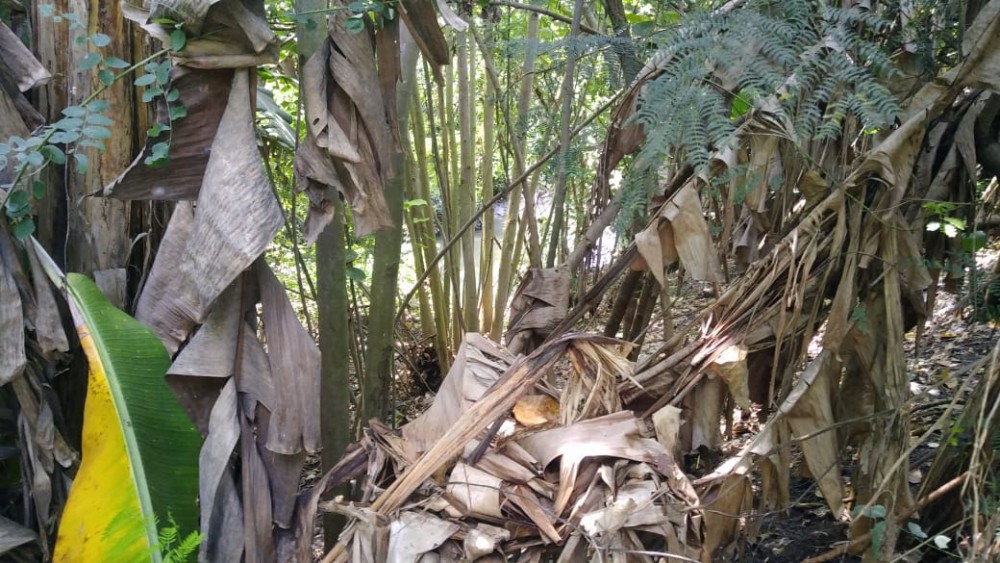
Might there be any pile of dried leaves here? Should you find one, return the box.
[301,333,751,563]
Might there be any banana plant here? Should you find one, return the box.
[31,240,202,562]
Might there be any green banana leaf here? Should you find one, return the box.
[51,272,202,562]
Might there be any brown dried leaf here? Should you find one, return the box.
[105,69,234,201]
[688,376,726,452]
[125,0,278,67]
[241,415,276,563]
[135,69,283,353]
[637,184,724,286]
[198,379,245,562]
[505,483,561,543]
[397,1,450,71]
[402,334,513,453]
[651,405,682,460]
[504,268,571,350]
[0,21,50,91]
[463,523,510,561]
[708,344,750,409]
[386,512,459,563]
[516,412,666,515]
[0,514,37,553]
[258,261,321,454]
[513,395,559,427]
[297,36,392,237]
[0,236,25,386]
[446,463,503,518]
[700,475,751,560]
[786,353,846,518]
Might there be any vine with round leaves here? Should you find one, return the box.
[0,7,189,239]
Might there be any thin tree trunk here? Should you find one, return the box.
[437,69,465,345]
[478,30,496,334]
[546,0,585,268]
[316,197,350,548]
[363,26,417,423]
[296,0,350,547]
[457,27,478,334]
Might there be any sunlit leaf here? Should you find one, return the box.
[46,272,202,562]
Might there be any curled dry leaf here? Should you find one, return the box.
[512,395,559,427]
[635,184,725,286]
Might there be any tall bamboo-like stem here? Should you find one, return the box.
[437,67,465,345]
[479,31,497,333]
[546,0,585,267]
[401,123,434,342]
[489,7,540,339]
[457,27,479,334]
[412,71,451,372]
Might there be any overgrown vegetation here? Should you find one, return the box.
[1,0,999,560]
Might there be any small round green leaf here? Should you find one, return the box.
[12,217,35,240]
[142,86,164,103]
[81,139,106,152]
[82,126,112,140]
[86,113,114,126]
[343,16,365,33]
[54,116,84,131]
[90,33,111,47]
[80,52,103,70]
[105,57,131,69]
[50,131,81,144]
[98,69,115,86]
[25,151,45,167]
[134,73,157,87]
[169,29,186,52]
[42,145,67,165]
[906,521,927,540]
[168,104,187,120]
[63,106,87,117]
[6,189,29,212]
[74,153,89,173]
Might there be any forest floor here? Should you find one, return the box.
[310,252,999,562]
[747,267,997,562]
[646,254,998,562]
